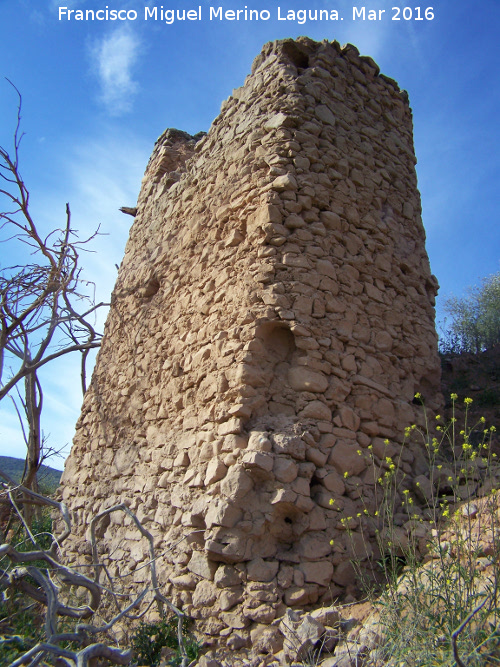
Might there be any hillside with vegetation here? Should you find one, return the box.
[0,456,62,494]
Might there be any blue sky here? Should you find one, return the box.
[1,0,499,468]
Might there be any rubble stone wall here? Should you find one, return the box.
[60,37,442,642]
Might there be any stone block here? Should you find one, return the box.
[247,431,272,451]
[299,400,332,420]
[272,174,298,191]
[322,470,346,495]
[300,560,334,586]
[249,204,282,233]
[310,606,341,627]
[306,447,328,467]
[251,625,284,654]
[329,441,367,477]
[247,557,279,582]
[241,450,274,473]
[205,528,249,563]
[332,559,357,586]
[297,532,332,560]
[204,457,228,485]
[272,433,306,460]
[295,495,315,512]
[214,564,241,588]
[169,573,197,590]
[320,210,342,229]
[219,586,243,611]
[283,585,319,607]
[271,488,297,505]
[192,580,218,607]
[187,551,218,580]
[264,112,290,130]
[221,433,248,452]
[274,457,299,483]
[315,104,336,126]
[338,406,361,431]
[291,476,310,496]
[205,499,242,529]
[219,611,249,629]
[288,367,328,392]
[218,418,243,436]
[316,258,337,279]
[243,603,276,623]
[220,465,253,500]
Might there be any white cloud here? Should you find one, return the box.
[62,132,150,300]
[90,27,141,115]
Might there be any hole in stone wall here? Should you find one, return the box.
[268,502,302,543]
[93,512,111,539]
[256,322,296,363]
[250,323,298,419]
[142,276,160,299]
[400,262,411,276]
[281,41,310,69]
[414,373,441,403]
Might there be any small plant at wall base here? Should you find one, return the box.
[0,588,46,665]
[341,395,500,666]
[0,508,53,664]
[131,616,199,667]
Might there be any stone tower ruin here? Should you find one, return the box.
[60,37,441,641]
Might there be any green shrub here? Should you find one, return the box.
[0,509,57,664]
[0,589,45,664]
[131,615,199,666]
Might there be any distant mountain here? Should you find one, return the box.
[0,456,62,494]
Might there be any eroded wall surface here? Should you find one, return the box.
[60,37,441,640]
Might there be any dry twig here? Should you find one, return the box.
[0,481,190,666]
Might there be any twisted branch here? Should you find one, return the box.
[0,480,192,666]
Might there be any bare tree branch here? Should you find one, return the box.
[9,642,132,667]
[0,80,109,504]
[0,474,72,550]
[0,481,195,667]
